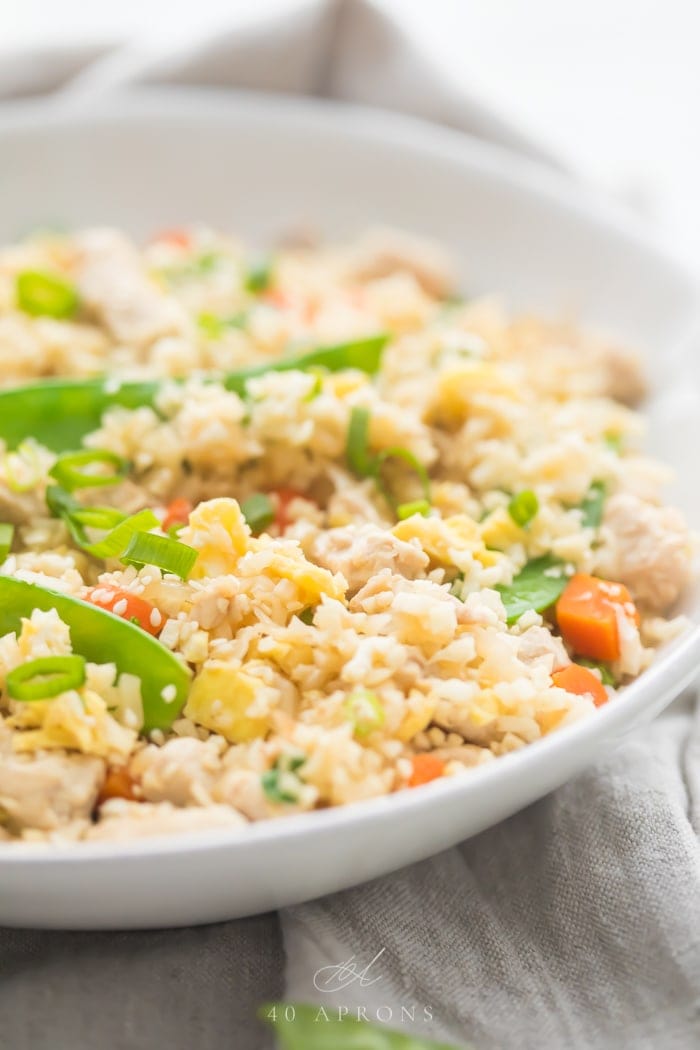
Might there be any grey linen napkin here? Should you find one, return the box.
[1,2,699,1048]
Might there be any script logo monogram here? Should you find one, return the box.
[313,948,386,993]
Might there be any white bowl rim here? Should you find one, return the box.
[0,86,697,865]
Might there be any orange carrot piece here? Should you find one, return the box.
[84,585,162,637]
[151,228,191,249]
[553,664,609,708]
[408,753,446,788]
[556,573,638,662]
[162,497,193,533]
[97,767,138,805]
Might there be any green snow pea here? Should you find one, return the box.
[0,334,388,452]
[0,577,190,733]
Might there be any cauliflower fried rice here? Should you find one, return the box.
[0,225,695,844]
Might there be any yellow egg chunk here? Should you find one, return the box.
[393,513,498,570]
[184,664,270,743]
[262,545,347,606]
[479,507,524,551]
[10,690,136,760]
[181,497,253,578]
[427,361,520,425]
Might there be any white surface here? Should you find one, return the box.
[4,0,700,270]
[0,91,698,929]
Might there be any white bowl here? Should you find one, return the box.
[0,89,698,929]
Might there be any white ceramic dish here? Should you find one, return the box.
[0,89,698,929]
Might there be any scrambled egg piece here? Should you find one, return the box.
[184,663,270,743]
[9,689,137,760]
[182,497,251,577]
[479,507,524,551]
[393,514,501,570]
[427,361,521,425]
[184,497,345,605]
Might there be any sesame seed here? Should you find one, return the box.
[112,598,128,616]
[150,608,163,628]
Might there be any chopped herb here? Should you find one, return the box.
[508,489,539,528]
[298,607,315,625]
[261,753,306,804]
[495,554,568,625]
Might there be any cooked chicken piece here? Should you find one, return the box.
[87,799,247,841]
[344,227,456,299]
[75,228,188,348]
[516,625,570,673]
[599,345,647,406]
[215,767,272,821]
[594,492,694,611]
[309,523,429,593]
[130,737,225,807]
[0,484,42,526]
[0,743,104,833]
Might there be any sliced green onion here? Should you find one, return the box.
[397,499,431,520]
[346,407,374,476]
[344,688,385,739]
[16,270,79,319]
[261,754,306,804]
[240,493,275,534]
[122,531,198,579]
[197,311,248,339]
[6,654,86,701]
[302,369,324,402]
[49,449,128,491]
[580,480,606,529]
[604,433,623,453]
[244,258,273,294]
[71,506,126,530]
[375,446,431,504]
[162,251,221,284]
[0,523,14,561]
[84,509,160,560]
[508,489,539,528]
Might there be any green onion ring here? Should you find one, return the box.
[49,449,128,491]
[6,654,86,701]
[121,531,198,579]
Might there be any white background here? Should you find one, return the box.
[2,0,699,272]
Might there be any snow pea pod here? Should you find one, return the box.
[0,334,388,452]
[0,577,190,733]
